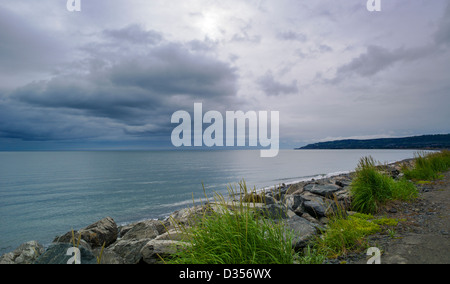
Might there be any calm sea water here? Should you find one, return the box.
[0,149,419,255]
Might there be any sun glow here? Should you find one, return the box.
[196,9,224,39]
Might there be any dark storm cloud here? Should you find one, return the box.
[109,43,238,98]
[0,98,110,141]
[4,27,239,142]
[12,75,160,123]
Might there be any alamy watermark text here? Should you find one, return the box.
[367,0,381,12]
[67,0,81,12]
[171,103,280,158]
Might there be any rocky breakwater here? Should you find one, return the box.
[0,162,408,264]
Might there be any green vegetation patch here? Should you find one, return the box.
[350,156,418,214]
[315,214,380,258]
[403,150,450,181]
[314,213,403,259]
[166,182,296,264]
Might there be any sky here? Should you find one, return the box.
[0,0,449,150]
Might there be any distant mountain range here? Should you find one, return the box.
[297,134,450,150]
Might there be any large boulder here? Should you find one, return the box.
[34,243,97,264]
[0,241,45,264]
[121,220,163,241]
[155,229,191,242]
[284,195,304,211]
[242,192,277,205]
[256,203,290,219]
[54,217,118,249]
[302,198,327,219]
[285,182,307,196]
[304,183,342,198]
[169,205,214,227]
[140,240,187,264]
[333,175,352,188]
[93,248,125,264]
[106,238,152,264]
[119,219,169,238]
[285,215,319,250]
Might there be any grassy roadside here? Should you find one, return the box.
[310,150,450,262]
[403,150,450,181]
[164,150,450,264]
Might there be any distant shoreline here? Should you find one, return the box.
[297,134,450,150]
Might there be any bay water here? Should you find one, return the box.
[0,149,419,255]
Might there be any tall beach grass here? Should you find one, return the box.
[350,156,417,214]
[403,150,450,181]
[166,181,296,264]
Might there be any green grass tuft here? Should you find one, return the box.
[350,156,418,214]
[403,150,450,181]
[166,181,296,264]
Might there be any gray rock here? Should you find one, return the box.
[121,220,161,241]
[285,182,307,196]
[243,192,276,205]
[54,217,118,249]
[81,217,118,248]
[256,203,289,219]
[302,199,327,219]
[169,205,214,226]
[326,201,348,218]
[0,241,45,264]
[155,229,191,242]
[118,223,135,238]
[304,183,342,198]
[106,238,152,264]
[299,212,321,224]
[334,177,352,188]
[140,240,187,264]
[285,215,318,250]
[93,248,125,264]
[34,243,97,264]
[334,187,351,203]
[284,195,304,211]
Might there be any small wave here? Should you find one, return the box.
[157,199,198,209]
